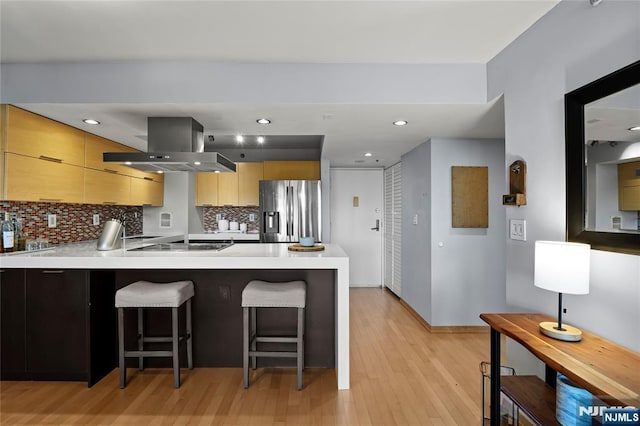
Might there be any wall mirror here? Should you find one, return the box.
[566,60,640,255]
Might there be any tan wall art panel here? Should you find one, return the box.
[451,166,488,228]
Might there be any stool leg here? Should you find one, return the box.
[243,307,249,388]
[186,299,193,370]
[250,307,257,369]
[137,308,144,371]
[297,307,304,390]
[172,307,180,388]
[118,308,126,389]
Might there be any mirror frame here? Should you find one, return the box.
[565,59,640,255]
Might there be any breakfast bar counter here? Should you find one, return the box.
[0,241,350,389]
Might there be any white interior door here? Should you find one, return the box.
[330,169,383,287]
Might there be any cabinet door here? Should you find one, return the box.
[6,105,85,166]
[130,177,163,206]
[26,269,88,380]
[218,170,238,206]
[4,153,85,203]
[84,168,131,205]
[196,172,219,206]
[263,161,320,180]
[238,162,263,206]
[618,162,640,211]
[85,133,136,175]
[1,269,26,380]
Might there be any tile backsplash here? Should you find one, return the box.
[203,206,260,233]
[0,201,142,245]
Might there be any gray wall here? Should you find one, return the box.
[429,138,506,326]
[143,172,191,238]
[401,138,506,326]
[401,141,432,323]
[487,0,640,365]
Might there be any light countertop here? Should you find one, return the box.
[0,236,350,390]
[188,232,260,241]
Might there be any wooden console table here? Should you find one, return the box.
[480,313,640,426]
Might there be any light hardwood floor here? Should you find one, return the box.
[0,288,490,425]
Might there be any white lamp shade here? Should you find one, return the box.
[534,241,590,295]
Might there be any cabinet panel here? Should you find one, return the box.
[6,106,85,166]
[218,170,238,206]
[84,168,131,205]
[85,133,136,174]
[618,161,640,211]
[1,269,26,379]
[85,133,162,182]
[620,184,640,211]
[26,269,88,380]
[263,161,320,180]
[238,162,263,206]
[196,172,219,206]
[130,177,163,206]
[4,153,84,203]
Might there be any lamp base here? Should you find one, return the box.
[539,321,583,342]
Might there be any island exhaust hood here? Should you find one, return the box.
[103,117,236,173]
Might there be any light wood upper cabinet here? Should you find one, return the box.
[83,169,131,205]
[263,161,320,180]
[84,133,136,174]
[238,162,263,206]
[618,161,640,211]
[84,133,163,182]
[5,106,85,167]
[195,172,219,206]
[4,153,84,203]
[130,177,163,206]
[218,170,239,206]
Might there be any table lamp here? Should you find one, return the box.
[534,241,590,342]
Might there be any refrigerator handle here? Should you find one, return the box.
[285,185,291,237]
[288,185,294,237]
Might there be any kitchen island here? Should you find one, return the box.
[0,240,350,389]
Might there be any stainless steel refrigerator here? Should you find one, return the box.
[259,180,321,243]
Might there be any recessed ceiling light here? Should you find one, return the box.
[125,161,132,165]
[194,161,201,166]
[364,152,372,157]
[257,118,271,125]
[157,171,163,174]
[257,136,265,143]
[628,125,640,131]
[214,170,221,174]
[83,119,100,125]
[235,135,244,143]
[393,120,408,126]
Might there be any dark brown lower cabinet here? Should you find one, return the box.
[26,269,89,381]
[1,269,116,386]
[1,268,27,380]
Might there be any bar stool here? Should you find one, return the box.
[242,280,306,390]
[115,280,194,388]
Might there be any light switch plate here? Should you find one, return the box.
[93,214,100,226]
[413,214,418,225]
[510,219,526,241]
[249,213,256,222]
[47,214,57,228]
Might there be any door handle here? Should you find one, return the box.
[371,219,380,231]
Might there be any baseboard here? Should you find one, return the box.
[397,297,489,334]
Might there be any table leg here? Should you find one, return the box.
[490,327,501,426]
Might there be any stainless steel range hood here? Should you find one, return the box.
[103,117,236,173]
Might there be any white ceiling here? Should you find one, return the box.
[1,0,560,168]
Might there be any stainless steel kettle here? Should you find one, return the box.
[97,219,123,251]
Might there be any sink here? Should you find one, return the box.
[127,242,233,252]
